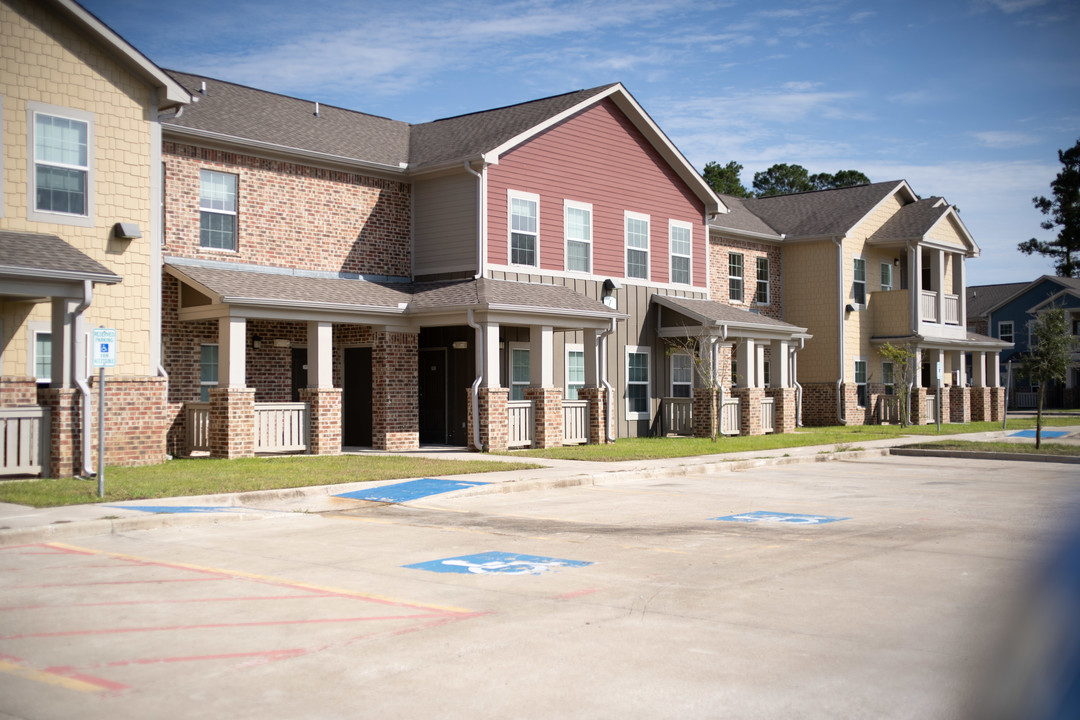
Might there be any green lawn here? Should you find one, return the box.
[0,455,540,508]
[906,440,1080,457]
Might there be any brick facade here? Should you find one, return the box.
[767,387,797,433]
[208,387,255,459]
[0,377,38,408]
[692,387,719,439]
[300,387,342,455]
[949,386,970,423]
[38,388,78,478]
[989,387,1006,422]
[523,387,563,449]
[731,387,764,436]
[371,330,419,451]
[468,387,509,452]
[708,237,783,320]
[910,388,930,425]
[970,387,991,422]
[577,386,608,445]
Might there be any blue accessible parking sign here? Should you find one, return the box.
[404,551,592,575]
[713,511,849,525]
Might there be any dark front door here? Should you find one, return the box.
[419,348,447,444]
[343,347,372,447]
[291,348,307,403]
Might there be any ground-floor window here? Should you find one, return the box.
[566,345,584,400]
[510,345,529,401]
[855,359,868,407]
[33,330,52,383]
[670,353,692,397]
[200,344,218,401]
[882,360,895,395]
[626,346,651,420]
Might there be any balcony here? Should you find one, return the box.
[870,289,910,336]
[920,291,960,326]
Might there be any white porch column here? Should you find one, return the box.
[957,254,967,327]
[50,297,78,388]
[972,351,987,388]
[481,322,500,387]
[910,244,921,329]
[950,350,965,386]
[912,347,923,388]
[770,340,790,388]
[218,316,247,388]
[736,338,755,388]
[755,342,766,388]
[307,321,333,389]
[583,329,599,387]
[935,249,946,324]
[989,352,1001,388]
[529,325,554,387]
[928,348,942,388]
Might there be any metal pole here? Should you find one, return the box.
[1004,361,1012,431]
[97,365,105,498]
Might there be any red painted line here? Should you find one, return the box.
[0,544,95,555]
[0,593,332,613]
[99,648,309,668]
[554,588,599,599]
[17,577,229,589]
[40,665,129,692]
[1,612,456,640]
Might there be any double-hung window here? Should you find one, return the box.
[626,346,650,420]
[625,212,650,280]
[566,345,585,401]
[756,257,769,304]
[853,257,866,305]
[510,345,530,400]
[509,191,539,267]
[33,331,52,383]
[880,262,893,291]
[669,221,692,285]
[31,106,92,221]
[565,201,592,273]
[728,253,743,302]
[200,344,219,401]
[200,170,238,250]
[854,359,868,407]
[671,353,692,398]
[998,321,1014,344]
[882,361,895,395]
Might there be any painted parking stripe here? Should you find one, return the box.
[1008,430,1069,439]
[713,511,849,525]
[105,505,262,514]
[405,551,592,575]
[334,478,488,503]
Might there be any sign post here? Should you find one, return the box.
[935,360,943,433]
[91,328,117,498]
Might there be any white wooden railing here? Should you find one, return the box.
[663,397,693,436]
[920,291,938,323]
[185,402,210,453]
[1013,391,1037,409]
[944,294,960,325]
[721,396,741,436]
[255,402,308,453]
[878,395,900,424]
[761,396,776,434]
[0,407,49,477]
[508,400,534,448]
[924,394,937,423]
[562,400,589,445]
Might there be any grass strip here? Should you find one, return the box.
[905,440,1080,457]
[0,455,541,508]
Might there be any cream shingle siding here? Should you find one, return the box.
[927,214,969,251]
[1,0,155,377]
[782,240,837,381]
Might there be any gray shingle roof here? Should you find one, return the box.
[654,295,806,333]
[411,278,621,316]
[709,194,782,238]
[739,181,902,238]
[869,197,950,241]
[0,230,121,283]
[966,282,1030,319]
[164,71,411,168]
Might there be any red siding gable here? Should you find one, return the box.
[486,99,706,287]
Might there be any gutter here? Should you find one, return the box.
[466,309,484,451]
[463,161,488,279]
[792,335,805,427]
[73,280,94,477]
[599,317,617,443]
[833,236,847,425]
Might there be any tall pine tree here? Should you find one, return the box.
[1018,138,1080,278]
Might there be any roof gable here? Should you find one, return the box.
[981,275,1080,317]
[738,181,907,239]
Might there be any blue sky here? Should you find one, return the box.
[83,0,1080,286]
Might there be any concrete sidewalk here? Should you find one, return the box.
[2,424,1078,546]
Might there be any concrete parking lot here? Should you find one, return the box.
[2,454,1078,719]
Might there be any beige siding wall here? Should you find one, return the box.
[1,0,155,377]
[413,170,477,277]
[927,214,969,251]
[782,241,837,382]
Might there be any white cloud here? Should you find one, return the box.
[972,130,1042,149]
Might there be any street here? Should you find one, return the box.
[2,454,1078,719]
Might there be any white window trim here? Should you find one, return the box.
[668,219,693,286]
[880,261,893,292]
[670,351,693,398]
[882,359,895,395]
[624,211,650,281]
[625,345,651,421]
[563,200,592,274]
[199,169,239,252]
[508,342,530,400]
[27,101,94,227]
[28,322,51,384]
[200,343,219,401]
[854,357,868,408]
[565,343,585,400]
[755,256,770,305]
[998,321,1014,344]
[852,257,867,307]
[728,252,744,304]
[508,190,540,268]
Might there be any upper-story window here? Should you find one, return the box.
[998,321,1014,344]
[565,201,592,273]
[625,212,650,280]
[728,253,743,302]
[509,191,539,267]
[669,221,692,285]
[880,262,893,291]
[30,105,93,224]
[853,257,867,305]
[756,257,769,304]
[200,170,238,250]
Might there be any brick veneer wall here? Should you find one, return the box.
[767,387,796,433]
[468,387,509,452]
[692,387,718,439]
[937,388,951,424]
[970,387,991,422]
[164,142,411,278]
[372,330,419,450]
[731,387,764,436]
[38,388,77,478]
[576,386,608,445]
[0,377,38,407]
[208,387,255,459]
[910,388,929,425]
[802,383,839,426]
[949,386,970,423]
[300,387,342,455]
[523,387,563,449]
[989,387,1006,422]
[708,237,783,320]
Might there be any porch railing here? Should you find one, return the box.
[255,403,309,453]
[562,400,589,445]
[920,291,938,323]
[508,400,534,448]
[944,294,960,325]
[0,407,49,477]
[761,396,776,434]
[721,396,741,436]
[925,394,937,423]
[1013,391,1037,409]
[662,397,693,436]
[878,395,900,424]
[186,402,210,453]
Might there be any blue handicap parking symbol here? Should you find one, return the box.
[334,478,489,503]
[404,551,592,575]
[1009,430,1068,439]
[110,505,239,514]
[713,511,849,525]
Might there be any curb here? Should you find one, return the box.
[890,448,1080,464]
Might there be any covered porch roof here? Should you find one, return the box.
[869,331,1012,353]
[653,295,809,341]
[0,230,121,300]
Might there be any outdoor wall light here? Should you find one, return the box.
[845,304,857,314]
[252,335,262,349]
[113,222,142,240]
[894,258,900,266]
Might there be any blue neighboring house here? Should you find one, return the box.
[967,276,1080,407]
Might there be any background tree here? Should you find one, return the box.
[1022,307,1077,448]
[752,164,871,197]
[1018,138,1080,278]
[702,161,752,198]
[810,169,871,190]
[877,342,916,427]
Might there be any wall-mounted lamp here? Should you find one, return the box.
[845,304,856,314]
[603,278,621,292]
[252,335,262,349]
[893,258,900,266]
[113,222,142,240]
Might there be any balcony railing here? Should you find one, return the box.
[920,291,961,325]
[944,294,960,325]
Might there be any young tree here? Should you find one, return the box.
[1018,138,1080,278]
[877,342,916,427]
[664,334,724,441]
[702,161,752,198]
[1022,307,1077,448]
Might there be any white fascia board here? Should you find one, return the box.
[928,207,980,257]
[843,181,913,238]
[0,266,121,286]
[51,0,190,108]
[707,226,785,244]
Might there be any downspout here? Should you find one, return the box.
[599,317,616,442]
[466,309,483,451]
[464,161,487,279]
[833,236,848,424]
[73,280,94,476]
[791,336,805,427]
[714,324,728,435]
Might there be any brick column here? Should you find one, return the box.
[938,389,950,424]
[989,387,1006,422]
[208,387,255,459]
[949,386,970,424]
[372,330,419,451]
[1,377,39,407]
[523,387,563,449]
[730,387,764,436]
[300,387,342,456]
[910,387,929,425]
[970,387,991,422]
[577,386,607,444]
[692,388,718,439]
[38,387,79,478]
[768,387,796,434]
[467,387,509,452]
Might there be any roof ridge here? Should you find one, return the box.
[416,84,618,127]
[745,179,899,202]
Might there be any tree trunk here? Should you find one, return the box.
[1036,385,1044,450]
